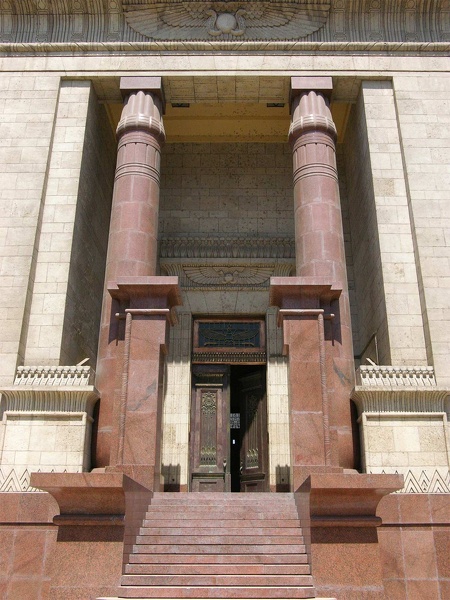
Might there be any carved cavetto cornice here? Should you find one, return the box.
[352,365,449,414]
[123,1,331,41]
[0,365,99,416]
[160,236,295,259]
[0,0,448,52]
[161,262,293,290]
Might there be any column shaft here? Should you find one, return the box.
[271,78,355,484]
[95,78,170,473]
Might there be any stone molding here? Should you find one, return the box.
[356,365,438,387]
[0,365,99,415]
[391,468,450,494]
[0,0,448,51]
[14,364,95,386]
[352,366,449,414]
[160,236,295,260]
[0,467,40,492]
[370,468,450,494]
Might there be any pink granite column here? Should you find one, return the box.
[95,78,180,488]
[271,77,354,487]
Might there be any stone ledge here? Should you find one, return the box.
[30,472,151,521]
[298,473,404,525]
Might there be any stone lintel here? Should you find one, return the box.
[297,473,404,525]
[290,76,333,106]
[30,472,151,520]
[269,276,342,309]
[120,76,165,110]
[108,276,181,309]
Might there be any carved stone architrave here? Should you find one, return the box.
[0,1,448,51]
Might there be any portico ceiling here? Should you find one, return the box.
[97,75,353,143]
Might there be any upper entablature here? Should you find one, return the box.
[0,0,448,50]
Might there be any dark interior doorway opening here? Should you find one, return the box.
[230,364,267,492]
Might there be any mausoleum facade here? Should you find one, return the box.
[0,1,449,599]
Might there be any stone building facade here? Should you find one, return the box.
[0,1,449,599]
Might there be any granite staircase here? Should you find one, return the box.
[116,492,317,599]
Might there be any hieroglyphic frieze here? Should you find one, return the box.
[0,1,448,50]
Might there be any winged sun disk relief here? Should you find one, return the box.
[183,265,273,286]
[123,1,332,41]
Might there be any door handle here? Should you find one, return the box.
[223,458,227,472]
[240,461,243,474]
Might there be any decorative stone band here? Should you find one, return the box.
[376,469,450,494]
[0,389,99,415]
[0,41,448,53]
[192,351,266,364]
[352,367,449,412]
[288,115,337,143]
[0,0,448,49]
[114,159,161,184]
[292,162,338,185]
[116,115,165,143]
[356,365,437,387]
[14,365,95,386]
[160,236,295,259]
[0,365,99,415]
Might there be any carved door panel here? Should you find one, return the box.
[190,365,229,492]
[239,370,268,492]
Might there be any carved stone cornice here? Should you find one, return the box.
[0,365,99,416]
[0,0,448,52]
[351,365,449,415]
[160,237,295,260]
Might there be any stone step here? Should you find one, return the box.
[138,528,302,537]
[120,576,314,587]
[147,498,295,506]
[144,509,299,519]
[127,554,308,565]
[141,520,301,529]
[132,544,307,555]
[117,586,316,599]
[124,565,311,576]
[135,535,303,546]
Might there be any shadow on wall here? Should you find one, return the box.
[162,463,181,491]
[276,464,290,492]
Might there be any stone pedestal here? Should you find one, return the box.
[270,278,345,489]
[106,277,181,490]
[296,473,404,600]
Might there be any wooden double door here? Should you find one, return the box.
[190,364,268,492]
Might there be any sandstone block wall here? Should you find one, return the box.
[394,74,450,386]
[24,81,115,368]
[159,143,294,238]
[0,74,60,385]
